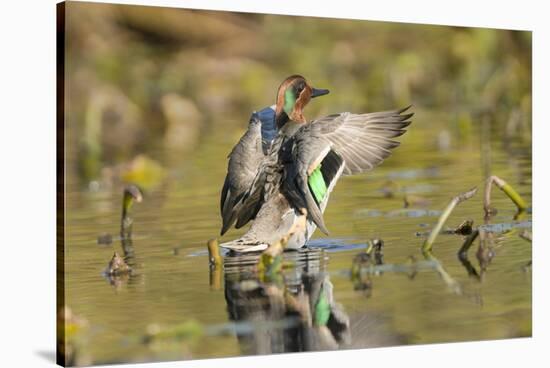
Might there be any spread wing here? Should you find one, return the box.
[284,106,413,234]
[220,107,276,235]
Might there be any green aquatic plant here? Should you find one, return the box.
[120,184,143,239]
[484,175,528,217]
[97,188,142,244]
[207,238,222,267]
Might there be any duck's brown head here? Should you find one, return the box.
[275,75,329,128]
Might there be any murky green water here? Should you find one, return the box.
[64,111,531,365]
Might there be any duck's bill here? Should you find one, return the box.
[311,87,330,98]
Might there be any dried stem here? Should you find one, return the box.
[422,187,478,253]
[458,229,480,257]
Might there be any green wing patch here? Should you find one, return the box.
[314,287,331,326]
[308,164,327,204]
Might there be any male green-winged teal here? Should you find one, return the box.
[219,75,413,252]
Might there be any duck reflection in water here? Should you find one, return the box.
[223,250,351,354]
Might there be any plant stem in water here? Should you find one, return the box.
[422,187,478,252]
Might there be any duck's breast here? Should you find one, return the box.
[258,105,277,154]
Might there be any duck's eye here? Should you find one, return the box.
[295,81,306,94]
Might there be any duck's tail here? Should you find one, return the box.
[219,205,311,254]
[219,236,271,253]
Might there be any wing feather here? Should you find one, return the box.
[283,106,413,232]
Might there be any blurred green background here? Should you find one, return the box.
[62,2,531,366]
[64,2,531,188]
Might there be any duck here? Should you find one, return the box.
[219,75,413,252]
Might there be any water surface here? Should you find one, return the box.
[64,112,532,364]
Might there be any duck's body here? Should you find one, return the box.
[219,105,276,236]
[219,75,412,252]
